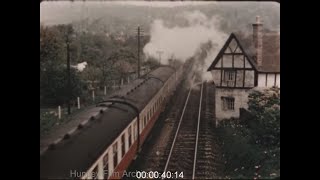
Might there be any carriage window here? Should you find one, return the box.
[128,126,132,147]
[113,143,118,169]
[144,116,147,127]
[92,166,98,179]
[121,134,125,157]
[103,153,109,178]
[134,122,137,140]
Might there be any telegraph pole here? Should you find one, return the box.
[66,34,71,115]
[137,26,141,78]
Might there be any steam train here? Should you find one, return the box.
[40,64,185,179]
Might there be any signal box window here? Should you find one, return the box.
[222,97,235,110]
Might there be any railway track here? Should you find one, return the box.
[161,81,203,179]
[160,81,224,179]
[193,82,225,179]
[126,60,225,179]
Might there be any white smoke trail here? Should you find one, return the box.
[72,61,88,72]
[143,10,228,81]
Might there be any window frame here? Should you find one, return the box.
[128,125,132,147]
[113,143,118,169]
[121,134,125,158]
[222,96,235,111]
[224,70,236,82]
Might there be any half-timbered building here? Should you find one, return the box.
[207,16,280,121]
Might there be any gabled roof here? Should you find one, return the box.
[207,33,258,71]
[207,31,280,73]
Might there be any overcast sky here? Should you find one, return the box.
[40,1,279,79]
[40,1,279,32]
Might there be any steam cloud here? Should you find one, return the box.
[143,11,228,81]
[72,61,88,72]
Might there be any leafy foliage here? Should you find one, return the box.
[40,65,84,106]
[248,87,280,147]
[40,24,153,107]
[40,24,84,106]
[218,87,280,179]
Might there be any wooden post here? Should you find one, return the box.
[58,106,61,119]
[127,76,130,84]
[92,90,95,102]
[77,97,80,109]
[113,80,115,90]
[121,78,124,86]
[104,86,107,95]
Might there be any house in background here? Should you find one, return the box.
[207,16,280,122]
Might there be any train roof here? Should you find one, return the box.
[40,66,175,179]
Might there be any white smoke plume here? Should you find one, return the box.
[143,10,228,81]
[72,61,87,72]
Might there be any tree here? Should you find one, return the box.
[40,24,66,71]
[102,48,136,80]
[40,24,83,107]
[247,87,280,147]
[40,65,83,106]
[81,65,102,90]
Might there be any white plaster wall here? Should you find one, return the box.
[215,88,250,121]
[276,74,280,87]
[234,55,244,68]
[258,73,266,87]
[258,73,280,88]
[244,70,255,87]
[223,55,233,67]
[267,74,275,87]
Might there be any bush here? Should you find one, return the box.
[218,87,280,179]
[248,87,280,147]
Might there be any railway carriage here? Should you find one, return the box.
[40,65,184,179]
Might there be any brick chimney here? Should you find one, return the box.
[252,16,263,67]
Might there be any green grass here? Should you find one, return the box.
[40,107,82,136]
[40,94,106,137]
[40,109,60,137]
